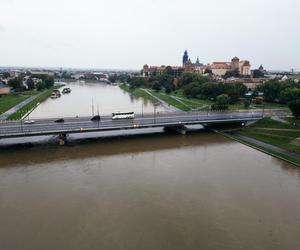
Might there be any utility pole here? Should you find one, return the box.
[97,104,100,127]
[92,98,94,116]
[142,103,144,117]
[21,119,23,133]
[154,104,157,124]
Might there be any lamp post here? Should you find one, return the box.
[154,102,159,124]
[97,104,100,127]
[21,119,23,133]
[142,103,144,118]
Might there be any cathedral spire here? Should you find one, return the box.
[182,50,189,66]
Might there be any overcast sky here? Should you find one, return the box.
[0,0,299,70]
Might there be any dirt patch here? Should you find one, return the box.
[291,138,300,146]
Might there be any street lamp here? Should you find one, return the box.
[21,119,23,133]
[154,102,159,124]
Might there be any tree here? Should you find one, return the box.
[224,83,247,103]
[244,100,251,109]
[152,81,162,91]
[36,81,46,91]
[26,78,35,90]
[44,75,54,88]
[165,86,172,94]
[183,82,199,97]
[279,87,300,104]
[8,77,23,91]
[108,74,117,83]
[223,69,240,79]
[1,72,10,78]
[288,99,300,118]
[212,94,230,110]
[259,80,281,102]
[199,82,221,99]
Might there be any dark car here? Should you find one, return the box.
[91,115,101,121]
[54,118,65,123]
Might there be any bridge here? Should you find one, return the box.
[0,111,263,142]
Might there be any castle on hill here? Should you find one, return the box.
[142,51,251,77]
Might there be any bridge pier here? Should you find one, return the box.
[58,133,67,145]
[164,125,187,135]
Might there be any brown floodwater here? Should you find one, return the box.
[0,132,300,250]
[30,82,165,119]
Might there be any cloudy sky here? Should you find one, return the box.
[0,0,299,70]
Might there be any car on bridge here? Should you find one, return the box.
[24,120,35,124]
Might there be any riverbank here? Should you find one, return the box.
[7,85,64,120]
[218,117,300,166]
[0,92,36,117]
[120,85,290,113]
[120,85,210,111]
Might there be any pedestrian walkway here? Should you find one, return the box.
[0,93,42,121]
[141,89,181,112]
[236,134,300,161]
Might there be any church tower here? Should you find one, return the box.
[182,50,189,66]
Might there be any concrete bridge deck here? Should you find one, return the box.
[0,111,263,139]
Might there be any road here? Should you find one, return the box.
[0,111,262,139]
[0,92,43,121]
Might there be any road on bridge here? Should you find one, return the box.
[0,111,263,139]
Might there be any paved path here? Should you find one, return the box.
[236,134,300,161]
[141,89,181,112]
[0,93,42,121]
[271,116,290,124]
[256,128,300,132]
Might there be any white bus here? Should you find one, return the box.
[112,112,135,120]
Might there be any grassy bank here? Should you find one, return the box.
[119,84,157,103]
[148,90,190,111]
[122,86,289,112]
[8,86,63,120]
[0,92,36,115]
[221,117,300,166]
[219,131,300,166]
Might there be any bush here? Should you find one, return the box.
[36,81,46,91]
[165,87,171,94]
[152,81,162,91]
[288,99,300,118]
[212,94,229,110]
[244,100,251,109]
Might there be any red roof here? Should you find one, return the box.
[211,62,231,70]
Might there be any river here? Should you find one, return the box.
[30,82,166,119]
[0,84,300,250]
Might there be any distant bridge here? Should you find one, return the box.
[0,111,263,141]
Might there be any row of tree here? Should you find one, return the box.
[126,73,247,108]
[8,74,54,92]
[258,79,300,117]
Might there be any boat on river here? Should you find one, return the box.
[62,87,71,94]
